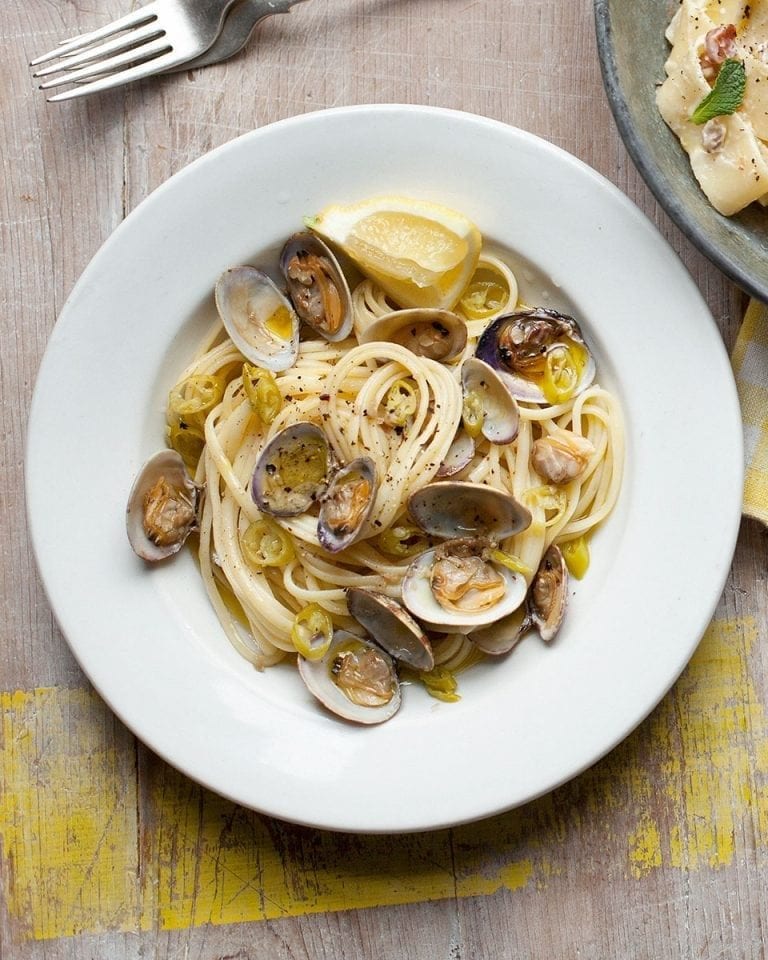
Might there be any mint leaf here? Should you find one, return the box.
[691,59,746,124]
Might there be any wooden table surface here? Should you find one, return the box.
[2,1,766,957]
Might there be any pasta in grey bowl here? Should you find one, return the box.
[594,0,768,301]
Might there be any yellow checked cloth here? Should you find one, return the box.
[732,298,768,525]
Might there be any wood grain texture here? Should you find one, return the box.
[1,0,764,957]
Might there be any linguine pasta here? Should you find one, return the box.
[166,247,624,688]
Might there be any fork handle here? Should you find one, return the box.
[191,0,243,11]
[165,0,308,73]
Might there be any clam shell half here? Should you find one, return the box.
[529,544,568,642]
[298,630,401,725]
[358,308,467,362]
[407,481,532,541]
[475,308,595,403]
[251,422,332,517]
[401,541,528,630]
[347,588,434,671]
[280,233,354,342]
[215,265,299,372]
[461,357,520,445]
[126,450,200,562]
[318,457,378,553]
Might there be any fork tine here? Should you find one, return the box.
[29,4,159,66]
[45,49,182,102]
[38,38,172,90]
[32,23,166,78]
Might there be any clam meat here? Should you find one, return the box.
[280,233,354,342]
[215,265,299,372]
[251,422,332,516]
[318,457,378,552]
[531,428,595,485]
[298,630,401,724]
[475,308,595,404]
[126,450,200,562]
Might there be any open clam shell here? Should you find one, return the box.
[401,539,528,630]
[251,422,332,517]
[529,544,568,642]
[298,630,401,725]
[461,357,520,445]
[280,233,354,342]
[358,308,467,362]
[318,457,378,553]
[407,481,531,541]
[475,308,596,403]
[347,588,434,671]
[126,450,200,562]
[215,265,299,372]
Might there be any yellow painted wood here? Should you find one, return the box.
[733,300,768,524]
[1,617,766,941]
[143,773,457,928]
[0,688,140,940]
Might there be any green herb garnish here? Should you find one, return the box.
[691,58,746,124]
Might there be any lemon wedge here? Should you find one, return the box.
[307,195,482,310]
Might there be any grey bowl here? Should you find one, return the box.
[594,0,768,301]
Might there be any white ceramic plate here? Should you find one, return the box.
[27,105,742,833]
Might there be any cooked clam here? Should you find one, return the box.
[251,422,332,516]
[298,630,401,724]
[400,482,532,630]
[358,308,467,362]
[407,481,532,542]
[318,457,377,553]
[347,588,434,671]
[126,450,200,562]
[215,265,299,371]
[531,428,595,485]
[475,308,595,404]
[280,233,354,342]
[401,538,528,629]
[461,357,520,445]
[529,544,568,642]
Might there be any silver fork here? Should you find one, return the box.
[30,0,240,102]
[165,0,309,72]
